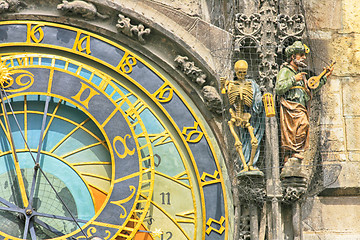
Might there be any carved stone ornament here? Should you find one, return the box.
[234,13,262,52]
[282,177,307,204]
[239,214,251,240]
[282,186,306,203]
[276,13,306,53]
[174,55,207,86]
[116,14,151,44]
[238,174,266,205]
[0,0,25,13]
[57,0,109,20]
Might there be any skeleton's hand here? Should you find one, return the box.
[220,77,228,94]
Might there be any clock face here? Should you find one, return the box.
[0,21,230,240]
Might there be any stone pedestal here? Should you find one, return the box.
[237,171,266,240]
[282,176,307,240]
[280,157,307,179]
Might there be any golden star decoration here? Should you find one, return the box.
[151,228,163,238]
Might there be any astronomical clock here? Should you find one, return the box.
[0,21,229,239]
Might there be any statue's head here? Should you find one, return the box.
[234,60,248,80]
[285,41,310,68]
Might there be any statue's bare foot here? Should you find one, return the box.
[249,166,260,171]
[240,166,249,172]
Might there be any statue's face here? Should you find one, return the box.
[292,53,307,68]
[235,67,247,80]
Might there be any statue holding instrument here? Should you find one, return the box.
[275,41,334,169]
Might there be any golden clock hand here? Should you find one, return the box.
[0,89,29,208]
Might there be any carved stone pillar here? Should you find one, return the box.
[282,177,307,240]
[237,173,266,240]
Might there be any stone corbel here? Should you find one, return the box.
[116,14,151,44]
[0,0,26,14]
[57,0,109,20]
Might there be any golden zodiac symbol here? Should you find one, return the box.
[205,216,226,235]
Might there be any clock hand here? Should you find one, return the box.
[24,95,50,240]
[28,95,50,207]
[0,91,89,240]
[0,88,29,208]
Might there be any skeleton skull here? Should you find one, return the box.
[234,60,248,80]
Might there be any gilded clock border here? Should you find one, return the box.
[0,21,229,239]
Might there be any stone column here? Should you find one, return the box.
[282,173,307,240]
[237,173,266,240]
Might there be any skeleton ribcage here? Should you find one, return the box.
[228,82,253,108]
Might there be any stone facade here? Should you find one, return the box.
[303,0,360,239]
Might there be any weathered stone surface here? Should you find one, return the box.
[303,196,360,239]
[304,0,342,31]
[328,34,358,76]
[342,0,360,34]
[320,93,342,125]
[342,76,360,115]
[344,118,360,151]
[320,126,345,153]
[322,162,360,188]
[151,0,201,17]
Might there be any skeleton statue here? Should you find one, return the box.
[221,60,265,173]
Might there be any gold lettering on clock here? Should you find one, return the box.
[205,216,226,235]
[113,134,135,158]
[149,131,172,146]
[200,170,221,186]
[15,57,30,66]
[153,83,173,103]
[71,82,99,109]
[73,32,92,54]
[116,52,137,74]
[2,69,35,93]
[125,99,146,120]
[26,24,44,43]
[182,122,204,143]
